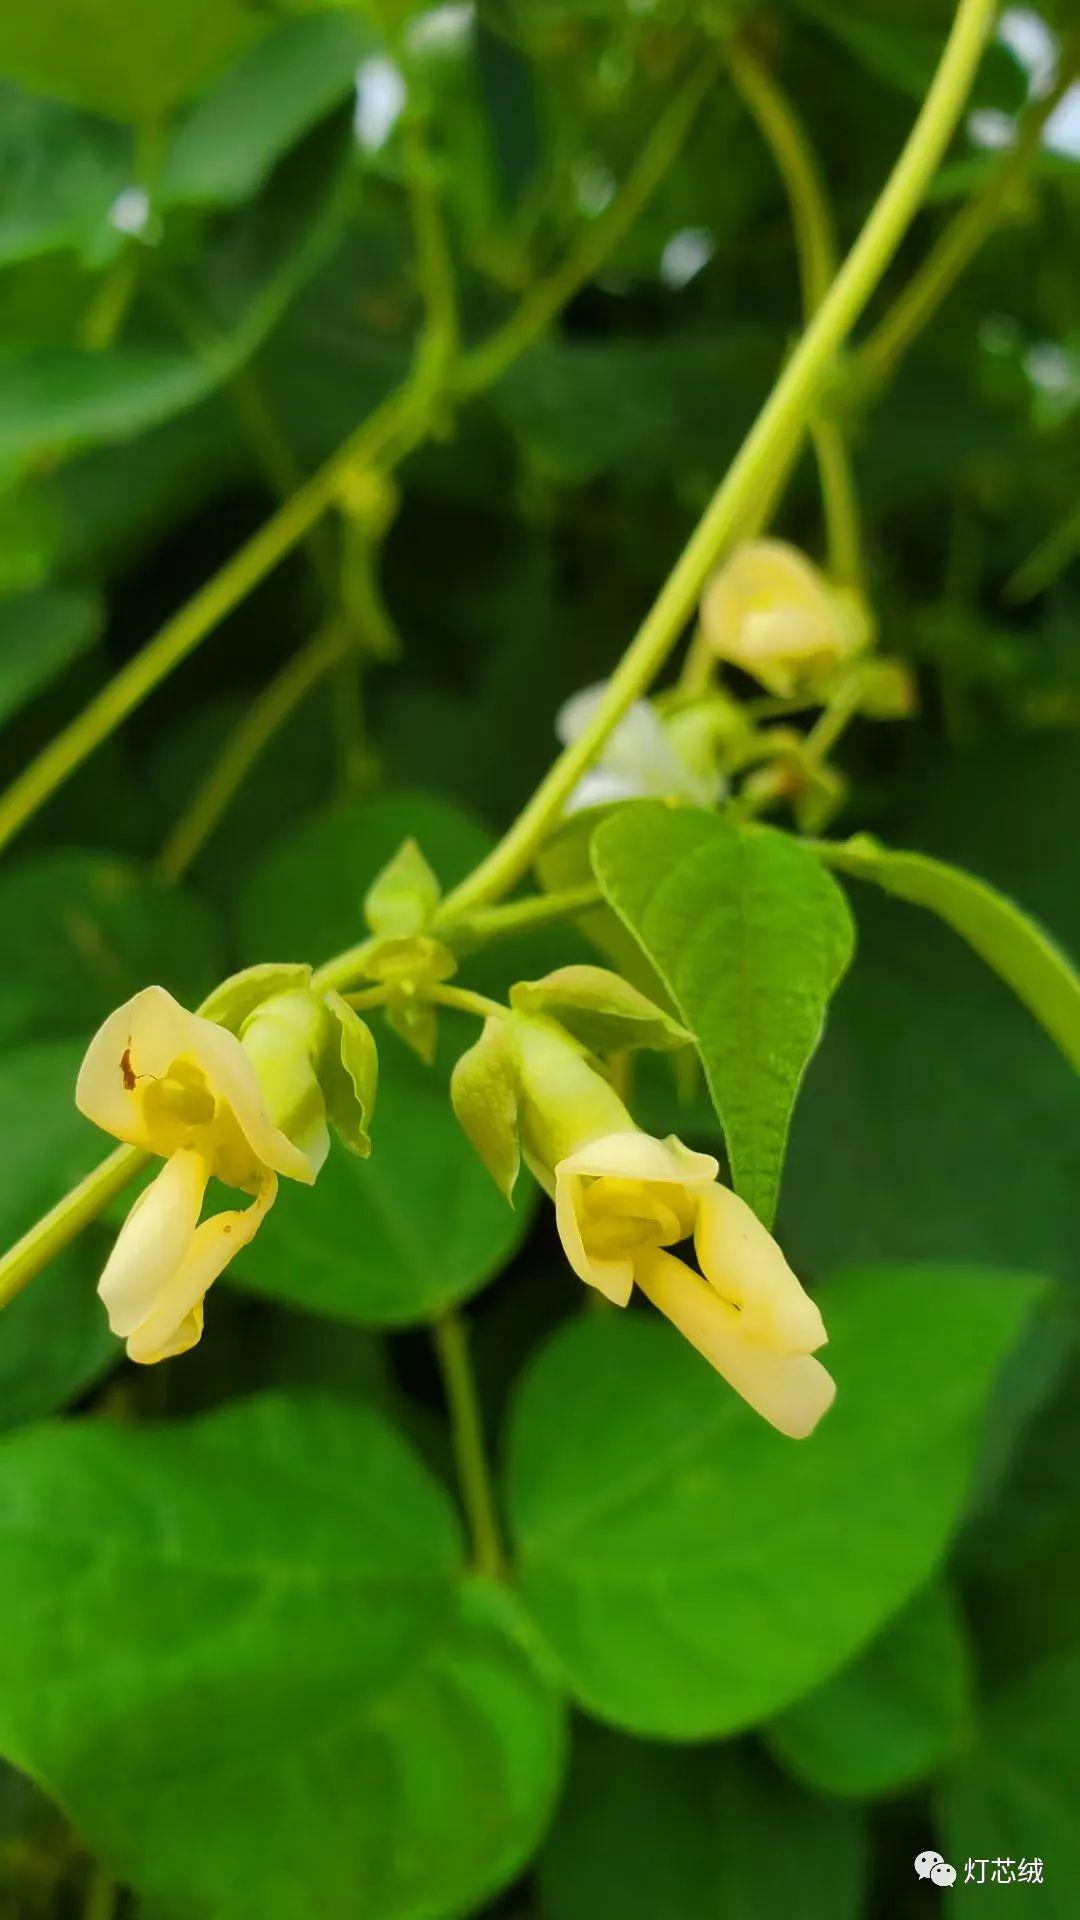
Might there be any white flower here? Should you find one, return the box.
[555,682,722,814]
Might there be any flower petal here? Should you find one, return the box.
[554,1167,635,1306]
[694,1184,826,1353]
[636,1247,835,1439]
[557,1129,718,1189]
[98,1148,208,1339]
[76,985,312,1183]
[125,1176,277,1366]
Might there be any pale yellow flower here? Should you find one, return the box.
[77,986,316,1364]
[700,538,867,697]
[553,1130,834,1438]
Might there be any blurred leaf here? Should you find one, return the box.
[814,834,1080,1072]
[506,1265,1043,1738]
[0,115,350,476]
[0,587,102,724]
[0,81,129,269]
[540,1723,867,1920]
[593,806,854,1227]
[0,0,266,123]
[0,850,222,1047]
[766,1583,974,1799]
[234,1024,535,1326]
[937,1651,1080,1917]
[159,13,370,211]
[0,1041,115,1425]
[492,332,780,487]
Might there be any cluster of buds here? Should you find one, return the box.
[451,965,834,1438]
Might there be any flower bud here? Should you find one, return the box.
[700,539,870,697]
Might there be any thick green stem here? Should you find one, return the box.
[439,0,996,918]
[436,882,602,948]
[432,1310,506,1581]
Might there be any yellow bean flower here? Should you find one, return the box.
[509,1013,835,1438]
[700,538,868,698]
[77,986,319,1364]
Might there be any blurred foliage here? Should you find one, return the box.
[0,0,1077,1916]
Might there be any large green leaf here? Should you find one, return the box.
[0,850,221,1047]
[0,1041,116,1425]
[0,84,129,269]
[779,737,1080,1285]
[766,1583,974,1799]
[506,1265,1043,1739]
[0,115,349,476]
[937,1652,1080,1917]
[160,13,370,210]
[0,1399,564,1920]
[541,1724,867,1920]
[0,587,103,724]
[233,1025,535,1326]
[592,805,854,1225]
[813,835,1080,1073]
[0,0,265,123]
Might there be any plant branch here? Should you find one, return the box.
[855,45,1078,391]
[432,1309,506,1581]
[158,627,347,882]
[454,51,720,398]
[438,0,997,918]
[0,1144,147,1311]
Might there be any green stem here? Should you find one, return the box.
[1005,499,1080,605]
[402,112,459,379]
[158,628,346,881]
[432,1309,505,1581]
[0,1144,147,1311]
[728,35,863,587]
[0,387,426,860]
[855,46,1078,392]
[436,882,601,948]
[439,0,996,918]
[454,52,720,398]
[82,1863,118,1920]
[428,985,510,1023]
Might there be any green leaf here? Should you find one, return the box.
[937,1652,1080,1917]
[540,1723,867,1920]
[593,805,854,1226]
[766,1583,974,1799]
[0,1041,116,1426]
[509,964,689,1055]
[0,587,102,724]
[0,851,222,1048]
[159,13,370,210]
[0,1395,566,1920]
[0,0,265,123]
[0,116,349,476]
[814,834,1080,1073]
[0,83,129,269]
[507,1264,1043,1739]
[779,737,1080,1286]
[234,1027,533,1325]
